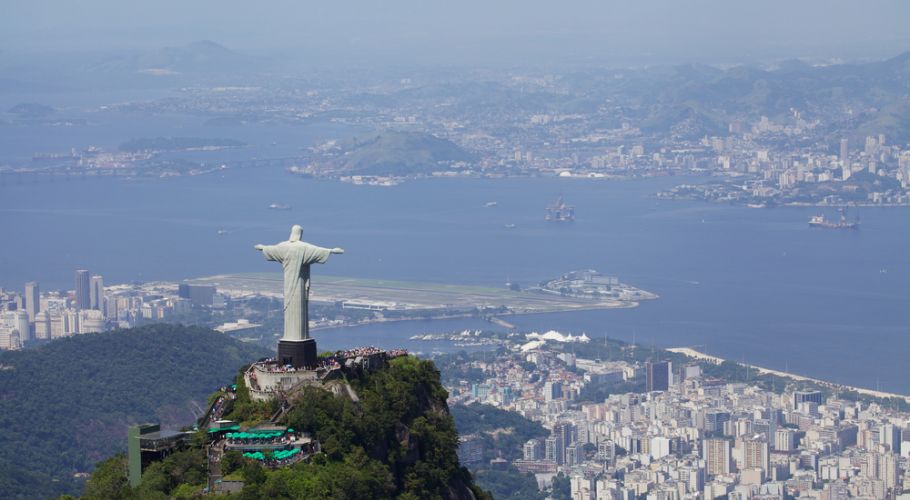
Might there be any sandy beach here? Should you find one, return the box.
[668,347,910,405]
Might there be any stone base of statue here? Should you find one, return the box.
[278,338,317,369]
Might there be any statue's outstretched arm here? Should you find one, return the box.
[331,247,345,254]
[254,244,265,251]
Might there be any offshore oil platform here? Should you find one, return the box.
[546,196,575,221]
[809,208,859,229]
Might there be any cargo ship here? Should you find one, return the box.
[809,208,858,229]
[546,196,575,221]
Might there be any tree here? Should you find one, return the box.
[220,450,244,476]
[242,461,266,486]
[85,355,484,499]
[473,467,543,500]
[82,454,130,500]
[550,472,571,500]
[0,324,268,498]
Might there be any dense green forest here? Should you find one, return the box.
[83,355,490,499]
[450,403,547,461]
[0,324,268,499]
[329,131,475,176]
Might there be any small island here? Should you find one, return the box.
[288,130,476,185]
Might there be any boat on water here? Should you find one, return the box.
[546,196,575,221]
[485,201,498,207]
[809,208,859,229]
[269,203,291,210]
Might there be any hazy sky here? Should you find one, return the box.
[4,0,910,65]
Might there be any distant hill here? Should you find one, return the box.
[575,50,910,141]
[91,40,259,77]
[343,51,910,143]
[0,325,269,499]
[7,102,55,118]
[326,130,474,176]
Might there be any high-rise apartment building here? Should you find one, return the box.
[596,440,616,463]
[774,428,797,452]
[523,439,543,461]
[878,453,900,491]
[703,438,732,477]
[34,311,51,340]
[14,310,31,343]
[705,409,731,433]
[741,435,769,473]
[880,424,901,455]
[794,390,823,409]
[90,275,104,310]
[546,435,564,465]
[646,360,671,392]
[74,270,90,310]
[544,381,563,401]
[24,282,39,322]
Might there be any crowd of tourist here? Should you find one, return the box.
[323,346,408,366]
[208,393,235,423]
[335,346,385,359]
[255,358,302,373]
[251,347,409,373]
[387,348,408,358]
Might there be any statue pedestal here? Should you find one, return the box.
[278,339,317,369]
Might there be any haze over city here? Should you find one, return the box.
[3,0,910,64]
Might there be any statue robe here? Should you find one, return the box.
[259,240,332,341]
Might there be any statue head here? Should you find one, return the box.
[289,225,303,242]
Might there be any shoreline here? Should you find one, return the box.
[667,347,910,404]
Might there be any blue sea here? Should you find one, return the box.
[1,166,908,393]
[1,90,908,393]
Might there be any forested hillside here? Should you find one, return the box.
[83,356,490,499]
[0,324,268,499]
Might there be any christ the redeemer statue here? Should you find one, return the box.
[255,225,343,367]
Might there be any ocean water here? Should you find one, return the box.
[1,167,908,393]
